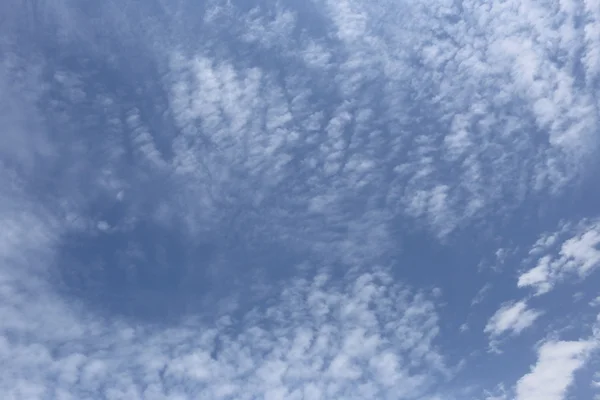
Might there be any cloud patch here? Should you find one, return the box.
[518,219,600,295]
[485,300,543,350]
[1,0,600,399]
[515,339,597,400]
[0,219,451,399]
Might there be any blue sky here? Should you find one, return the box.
[1,0,600,399]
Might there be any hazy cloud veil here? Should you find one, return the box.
[1,0,600,399]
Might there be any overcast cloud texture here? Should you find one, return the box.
[1,0,600,399]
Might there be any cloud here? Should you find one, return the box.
[485,301,543,349]
[484,384,509,400]
[1,0,600,399]
[391,0,599,230]
[471,283,492,306]
[515,339,596,400]
[3,0,597,245]
[518,219,600,295]
[322,0,600,236]
[0,11,449,397]
[0,208,451,399]
[485,301,543,337]
[163,0,600,239]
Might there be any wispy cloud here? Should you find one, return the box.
[483,383,509,400]
[471,283,492,306]
[167,0,600,239]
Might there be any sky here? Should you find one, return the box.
[1,0,600,399]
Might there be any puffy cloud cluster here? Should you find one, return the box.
[1,0,600,399]
[0,199,448,399]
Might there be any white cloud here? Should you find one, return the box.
[127,0,600,239]
[2,1,600,399]
[325,0,599,236]
[2,0,598,252]
[164,0,600,238]
[0,23,444,400]
[485,301,543,348]
[515,339,596,400]
[518,220,600,295]
[0,215,450,399]
[485,301,543,337]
